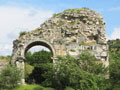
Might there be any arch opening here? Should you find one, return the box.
[24,40,55,84]
[27,46,50,54]
[24,40,55,57]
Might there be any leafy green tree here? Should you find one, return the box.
[26,50,52,66]
[65,87,75,90]
[42,51,107,90]
[77,51,107,75]
[109,50,120,89]
[108,39,120,89]
[25,50,52,84]
[0,65,22,89]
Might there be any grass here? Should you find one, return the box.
[53,13,61,17]
[13,84,54,90]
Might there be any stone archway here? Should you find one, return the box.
[11,39,56,84]
[11,8,109,84]
[23,39,56,59]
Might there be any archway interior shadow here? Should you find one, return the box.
[24,41,53,84]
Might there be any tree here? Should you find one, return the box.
[108,39,120,89]
[26,50,52,66]
[42,51,107,90]
[25,50,52,84]
[0,65,22,89]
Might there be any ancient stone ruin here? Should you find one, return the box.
[10,8,109,84]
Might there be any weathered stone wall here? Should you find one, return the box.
[10,8,109,84]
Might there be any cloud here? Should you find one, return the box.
[108,27,120,40]
[0,44,12,56]
[0,6,54,56]
[109,6,120,11]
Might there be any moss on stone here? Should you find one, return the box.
[70,21,75,25]
[34,28,40,32]
[19,31,27,37]
[82,7,89,10]
[66,42,72,46]
[79,41,85,45]
[53,13,62,17]
[64,8,89,14]
[70,49,75,52]
[99,20,103,25]
[59,40,64,45]
[57,20,65,27]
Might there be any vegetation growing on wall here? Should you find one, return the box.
[19,31,27,37]
[63,8,89,14]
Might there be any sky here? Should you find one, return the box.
[0,0,120,56]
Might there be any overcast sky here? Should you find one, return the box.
[0,0,120,56]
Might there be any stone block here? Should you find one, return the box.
[101,51,108,57]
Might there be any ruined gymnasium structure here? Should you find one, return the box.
[10,8,109,84]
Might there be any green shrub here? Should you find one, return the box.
[79,41,85,45]
[13,84,54,90]
[0,65,22,89]
[82,7,89,10]
[33,86,54,90]
[42,52,107,90]
[25,50,52,84]
[59,40,64,45]
[99,20,103,25]
[70,21,75,25]
[65,87,75,90]
[25,63,34,80]
[70,49,75,52]
[19,31,27,37]
[34,28,40,32]
[53,13,61,17]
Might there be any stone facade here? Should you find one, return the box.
[10,8,109,84]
